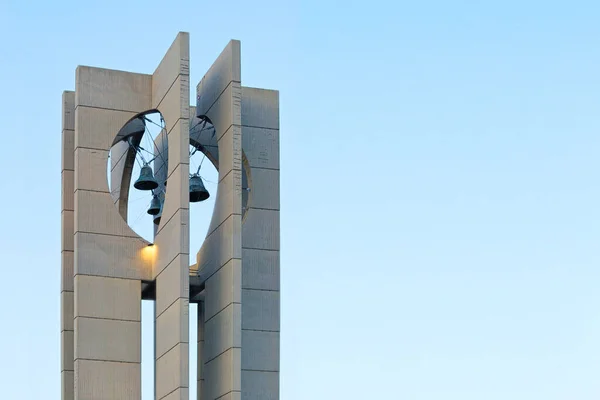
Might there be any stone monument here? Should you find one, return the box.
[61,32,280,400]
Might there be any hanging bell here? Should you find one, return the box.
[153,207,162,225]
[147,195,162,216]
[134,164,159,191]
[189,174,210,202]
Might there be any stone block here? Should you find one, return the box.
[62,170,74,211]
[76,66,151,112]
[61,290,74,331]
[74,147,110,193]
[74,275,141,321]
[196,216,242,281]
[241,249,279,291]
[156,298,189,359]
[197,301,205,382]
[204,259,241,321]
[74,232,152,280]
[74,317,140,363]
[241,87,279,130]
[153,32,189,109]
[62,129,75,172]
[202,82,242,141]
[203,347,241,400]
[157,74,189,135]
[241,290,280,332]
[207,169,242,236]
[159,163,189,230]
[204,303,241,362]
[242,209,279,250]
[74,105,136,151]
[241,370,279,400]
[154,209,189,276]
[241,126,279,170]
[246,168,279,211]
[155,343,189,400]
[62,210,74,252]
[62,251,74,292]
[74,359,141,399]
[74,189,139,238]
[196,40,241,118]
[155,254,189,317]
[241,330,279,372]
[160,387,189,400]
[217,124,242,177]
[61,370,74,400]
[162,120,190,178]
[61,330,74,372]
[63,91,75,131]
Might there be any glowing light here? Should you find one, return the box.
[140,243,157,264]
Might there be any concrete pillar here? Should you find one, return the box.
[72,65,153,400]
[197,301,205,400]
[61,90,75,400]
[152,32,191,400]
[240,87,280,400]
[195,40,243,400]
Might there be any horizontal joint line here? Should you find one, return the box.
[74,230,140,239]
[74,104,139,114]
[242,368,280,372]
[156,297,187,320]
[74,358,139,364]
[214,391,242,400]
[203,302,242,325]
[242,124,279,131]
[74,315,140,323]
[156,342,189,362]
[204,346,242,366]
[242,247,279,252]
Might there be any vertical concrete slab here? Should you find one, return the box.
[152,32,191,400]
[197,301,205,400]
[195,40,243,400]
[73,63,152,399]
[240,87,280,400]
[61,90,75,400]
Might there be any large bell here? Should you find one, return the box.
[134,165,159,191]
[190,174,210,202]
[147,195,162,215]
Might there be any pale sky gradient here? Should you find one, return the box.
[2,1,600,399]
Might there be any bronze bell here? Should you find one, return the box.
[134,164,159,191]
[153,207,162,225]
[147,195,162,215]
[189,174,210,202]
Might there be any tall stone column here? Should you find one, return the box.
[73,66,153,400]
[197,301,205,400]
[240,87,280,399]
[152,32,191,400]
[61,90,75,400]
[195,40,244,400]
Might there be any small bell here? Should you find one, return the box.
[190,174,210,202]
[147,195,162,216]
[153,207,162,225]
[134,164,159,191]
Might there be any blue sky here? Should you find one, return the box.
[2,0,600,398]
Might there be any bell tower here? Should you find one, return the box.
[61,33,280,400]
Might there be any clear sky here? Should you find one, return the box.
[1,0,600,399]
